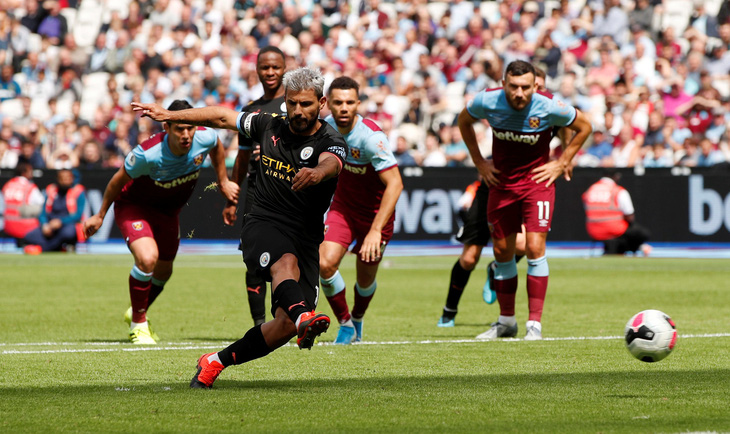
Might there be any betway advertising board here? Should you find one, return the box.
[1,166,728,243]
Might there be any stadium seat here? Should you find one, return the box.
[60,7,76,30]
[662,0,691,34]
[378,2,397,21]
[425,2,448,22]
[480,2,500,26]
[0,99,23,121]
[73,1,103,47]
[444,81,466,116]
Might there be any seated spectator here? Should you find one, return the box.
[609,125,640,167]
[0,138,18,169]
[443,126,469,167]
[582,171,651,256]
[642,142,674,168]
[393,135,418,167]
[577,128,613,167]
[17,139,45,169]
[36,0,67,46]
[696,138,727,166]
[0,64,21,101]
[78,140,104,169]
[421,131,447,167]
[1,162,43,243]
[23,169,86,252]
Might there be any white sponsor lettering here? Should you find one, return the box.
[394,189,463,234]
[493,130,539,145]
[689,175,730,235]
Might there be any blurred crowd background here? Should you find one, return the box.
[1,0,730,172]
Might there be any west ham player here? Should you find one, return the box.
[228,46,288,326]
[83,100,239,344]
[132,67,348,389]
[319,76,403,344]
[458,60,592,340]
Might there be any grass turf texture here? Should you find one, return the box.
[1,254,729,432]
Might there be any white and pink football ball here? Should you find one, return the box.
[624,310,677,363]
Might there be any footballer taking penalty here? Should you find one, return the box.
[319,76,403,344]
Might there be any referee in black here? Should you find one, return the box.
[133,66,348,389]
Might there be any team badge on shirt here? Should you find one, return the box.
[132,221,144,231]
[193,154,204,166]
[300,146,313,160]
[351,148,361,159]
[259,252,270,267]
[529,117,540,129]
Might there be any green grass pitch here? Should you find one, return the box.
[1,253,729,433]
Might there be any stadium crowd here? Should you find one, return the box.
[1,0,730,172]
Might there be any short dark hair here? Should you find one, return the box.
[505,60,536,79]
[16,162,33,177]
[533,65,546,79]
[328,76,359,96]
[257,46,285,63]
[167,99,193,111]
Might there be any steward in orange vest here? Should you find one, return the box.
[1,163,43,239]
[582,175,651,255]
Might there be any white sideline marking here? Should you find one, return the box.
[2,333,729,355]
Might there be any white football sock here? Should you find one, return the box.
[498,315,517,326]
[526,320,542,331]
[130,321,148,329]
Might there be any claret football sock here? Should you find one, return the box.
[129,265,153,323]
[147,277,167,309]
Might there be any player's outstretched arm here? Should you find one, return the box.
[209,138,239,203]
[131,103,241,131]
[458,108,500,186]
[291,153,341,192]
[532,109,593,187]
[361,167,403,262]
[83,166,132,238]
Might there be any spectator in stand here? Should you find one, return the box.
[628,0,653,32]
[706,108,728,144]
[583,171,651,256]
[0,64,21,101]
[642,141,674,168]
[393,135,418,167]
[23,168,86,252]
[695,138,727,166]
[17,139,45,169]
[577,128,613,167]
[610,124,640,168]
[444,125,469,167]
[421,130,447,167]
[78,141,104,169]
[37,0,67,46]
[0,138,18,169]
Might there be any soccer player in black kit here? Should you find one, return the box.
[133,67,348,389]
[229,46,288,326]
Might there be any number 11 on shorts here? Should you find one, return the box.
[537,201,550,220]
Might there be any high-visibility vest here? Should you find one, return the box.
[44,183,85,215]
[582,180,629,241]
[2,176,40,238]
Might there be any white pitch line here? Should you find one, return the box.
[2,333,729,355]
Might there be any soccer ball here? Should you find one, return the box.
[624,309,677,363]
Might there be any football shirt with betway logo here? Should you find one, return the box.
[119,127,218,212]
[237,112,348,241]
[467,89,576,188]
[324,114,398,220]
